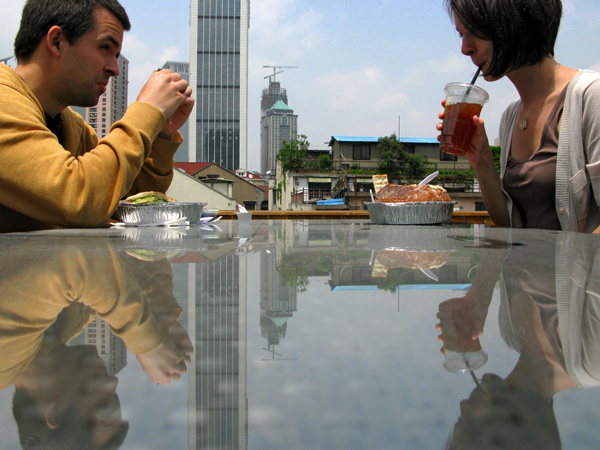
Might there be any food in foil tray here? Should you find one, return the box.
[372,174,451,203]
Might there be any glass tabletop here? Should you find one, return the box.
[0,220,598,449]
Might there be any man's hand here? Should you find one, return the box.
[136,315,193,385]
[136,337,189,385]
[159,90,194,141]
[136,69,194,139]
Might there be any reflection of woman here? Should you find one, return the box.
[439,234,600,449]
[437,0,600,233]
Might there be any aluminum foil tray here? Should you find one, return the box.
[366,201,457,225]
[113,201,207,225]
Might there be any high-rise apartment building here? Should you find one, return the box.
[260,87,298,175]
[189,0,249,170]
[77,54,129,139]
[162,61,190,162]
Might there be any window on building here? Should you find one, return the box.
[353,145,371,160]
[404,145,415,154]
[440,150,457,161]
[475,201,487,211]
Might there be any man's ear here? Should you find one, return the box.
[46,26,64,57]
[45,397,64,430]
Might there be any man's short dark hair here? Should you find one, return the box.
[14,0,131,61]
[12,388,129,450]
[444,0,563,78]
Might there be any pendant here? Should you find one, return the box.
[519,118,528,130]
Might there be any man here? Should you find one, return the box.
[0,0,194,230]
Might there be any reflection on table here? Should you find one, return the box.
[0,221,598,449]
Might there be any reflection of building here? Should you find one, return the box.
[168,222,249,450]
[78,317,127,376]
[259,245,297,356]
[189,0,249,169]
[329,251,474,292]
[72,54,129,139]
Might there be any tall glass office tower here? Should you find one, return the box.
[189,0,249,170]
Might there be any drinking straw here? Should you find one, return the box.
[370,189,375,202]
[463,356,480,387]
[462,66,482,101]
[470,66,482,85]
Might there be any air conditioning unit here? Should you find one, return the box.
[341,163,350,169]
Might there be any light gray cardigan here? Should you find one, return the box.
[499,70,600,232]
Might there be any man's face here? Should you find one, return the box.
[59,7,124,108]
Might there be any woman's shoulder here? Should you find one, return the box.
[570,70,600,92]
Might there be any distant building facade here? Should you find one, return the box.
[260,98,297,175]
[72,54,129,139]
[162,61,190,162]
[189,0,249,170]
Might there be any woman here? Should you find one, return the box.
[437,0,600,233]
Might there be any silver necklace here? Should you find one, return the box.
[518,117,528,130]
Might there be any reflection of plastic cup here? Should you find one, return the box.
[439,306,488,373]
[443,348,488,373]
[236,212,252,223]
[440,82,489,156]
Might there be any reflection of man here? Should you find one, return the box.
[0,0,194,230]
[0,236,192,389]
[12,324,129,450]
[437,234,600,449]
[0,236,192,447]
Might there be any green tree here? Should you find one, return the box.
[376,133,429,178]
[317,153,333,171]
[276,135,310,172]
[490,145,502,174]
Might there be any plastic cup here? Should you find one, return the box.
[440,82,489,156]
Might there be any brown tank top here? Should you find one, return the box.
[503,87,568,230]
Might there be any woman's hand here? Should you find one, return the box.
[436,99,494,170]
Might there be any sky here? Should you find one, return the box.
[1,0,600,172]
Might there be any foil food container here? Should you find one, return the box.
[113,201,207,225]
[365,201,457,225]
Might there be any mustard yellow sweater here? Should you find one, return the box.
[0,64,181,228]
[0,237,181,390]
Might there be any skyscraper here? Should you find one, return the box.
[189,0,249,170]
[260,95,298,175]
[162,61,190,162]
[74,54,129,139]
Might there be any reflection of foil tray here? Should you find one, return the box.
[115,226,206,253]
[113,201,207,225]
[366,225,466,253]
[366,201,457,225]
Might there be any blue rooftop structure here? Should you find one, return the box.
[332,284,472,292]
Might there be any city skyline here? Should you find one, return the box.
[1,0,599,173]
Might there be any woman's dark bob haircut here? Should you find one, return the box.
[444,0,563,78]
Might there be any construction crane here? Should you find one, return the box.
[263,65,298,83]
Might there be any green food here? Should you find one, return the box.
[131,196,168,204]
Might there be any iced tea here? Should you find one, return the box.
[440,101,483,156]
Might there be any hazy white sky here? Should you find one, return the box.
[1,0,599,172]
